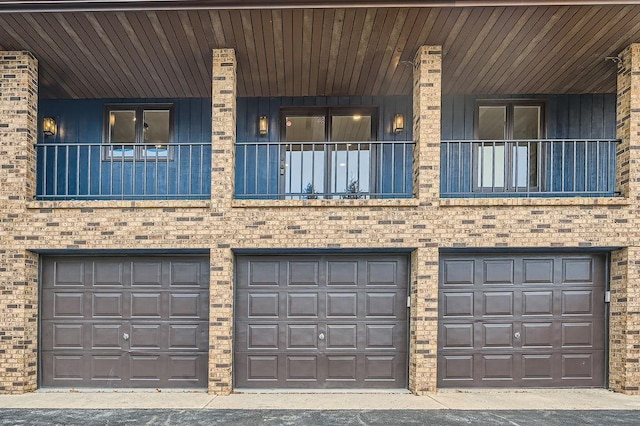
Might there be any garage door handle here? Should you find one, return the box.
[514,332,521,340]
[123,333,130,341]
[318,333,325,341]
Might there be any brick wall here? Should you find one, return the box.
[0,52,39,393]
[1,46,640,395]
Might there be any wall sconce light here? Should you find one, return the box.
[393,113,404,134]
[43,117,56,137]
[259,115,268,136]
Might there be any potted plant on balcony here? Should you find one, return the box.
[343,179,362,199]
[304,182,318,199]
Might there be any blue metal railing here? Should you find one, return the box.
[440,139,619,197]
[35,142,211,200]
[235,140,414,199]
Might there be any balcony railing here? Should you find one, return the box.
[35,142,211,200]
[441,139,619,197]
[235,140,414,199]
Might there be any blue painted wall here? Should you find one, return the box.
[37,98,212,199]
[440,94,617,196]
[235,96,413,198]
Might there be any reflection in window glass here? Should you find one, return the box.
[513,106,541,139]
[331,144,370,194]
[143,110,170,145]
[331,115,372,142]
[285,116,326,142]
[285,145,325,196]
[478,106,506,140]
[478,144,505,188]
[109,110,136,143]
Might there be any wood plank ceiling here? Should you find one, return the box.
[0,5,637,99]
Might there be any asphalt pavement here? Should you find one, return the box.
[1,409,640,426]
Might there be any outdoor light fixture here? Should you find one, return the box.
[393,113,404,134]
[43,117,56,137]
[259,115,268,136]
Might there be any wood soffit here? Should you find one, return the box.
[0,5,635,99]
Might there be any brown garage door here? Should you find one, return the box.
[438,252,606,388]
[41,255,209,388]
[235,254,408,389]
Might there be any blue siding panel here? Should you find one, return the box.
[37,98,211,199]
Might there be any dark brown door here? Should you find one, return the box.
[438,253,606,388]
[235,254,408,389]
[41,256,209,388]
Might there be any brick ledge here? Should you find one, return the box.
[26,200,211,209]
[232,198,421,208]
[440,197,631,207]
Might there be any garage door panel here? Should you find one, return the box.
[52,292,85,318]
[523,259,554,284]
[248,324,279,349]
[49,324,84,349]
[327,356,357,381]
[91,355,124,381]
[94,262,125,286]
[440,355,474,382]
[483,291,514,316]
[167,355,203,382]
[287,324,318,349]
[561,290,594,315]
[170,262,202,287]
[327,261,358,286]
[42,256,209,389]
[442,292,474,317]
[482,323,513,348]
[91,324,122,349]
[53,261,86,286]
[364,355,396,381]
[483,260,515,285]
[442,324,474,349]
[521,354,553,380]
[130,293,162,318]
[168,293,202,318]
[289,261,320,286]
[481,354,514,380]
[562,322,594,347]
[236,254,408,389]
[522,291,553,316]
[131,262,163,286]
[366,261,397,286]
[92,293,124,317]
[366,324,397,349]
[247,293,280,317]
[287,293,318,317]
[442,259,475,285]
[439,253,606,388]
[287,355,318,381]
[326,324,357,349]
[326,293,357,317]
[249,261,280,286]
[562,258,593,283]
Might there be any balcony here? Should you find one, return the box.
[35,142,211,200]
[235,141,414,200]
[441,139,619,198]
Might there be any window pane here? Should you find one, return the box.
[285,116,326,142]
[513,106,541,139]
[143,110,170,145]
[331,144,370,195]
[285,144,324,198]
[477,144,505,188]
[478,106,506,140]
[109,110,136,143]
[331,115,372,142]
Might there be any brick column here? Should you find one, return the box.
[207,247,234,394]
[616,44,640,199]
[0,250,39,394]
[409,247,439,394]
[412,46,441,205]
[0,51,39,394]
[208,48,236,394]
[211,48,237,208]
[609,248,640,394]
